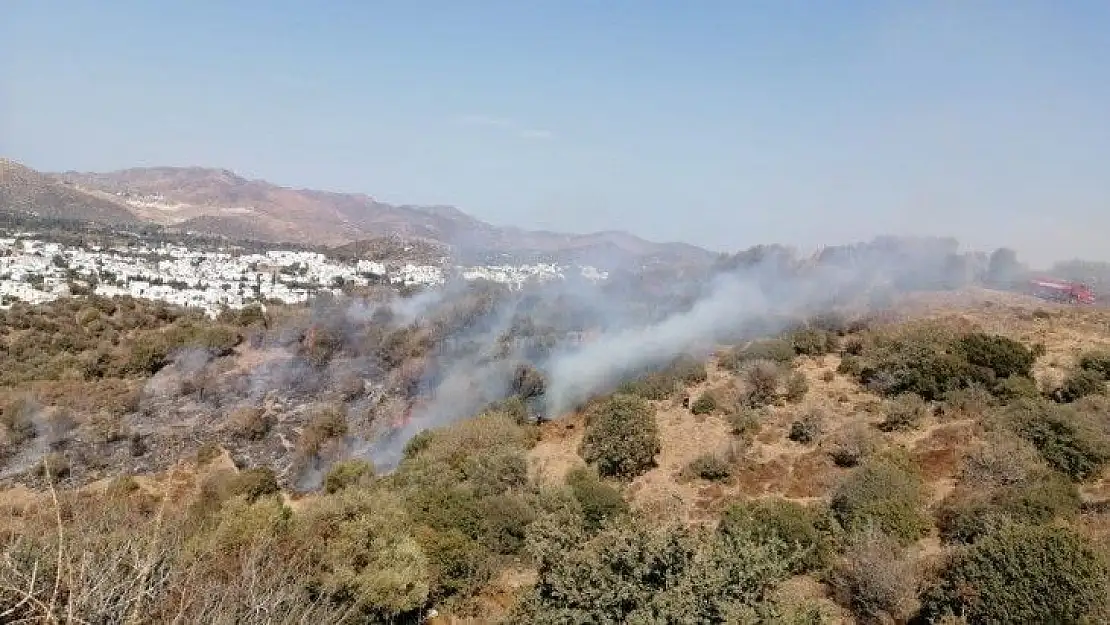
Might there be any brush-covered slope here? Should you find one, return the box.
[2,288,1110,623]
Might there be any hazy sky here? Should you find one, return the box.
[3,1,1109,264]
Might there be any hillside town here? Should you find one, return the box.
[0,232,609,316]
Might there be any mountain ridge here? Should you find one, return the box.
[37,163,714,267]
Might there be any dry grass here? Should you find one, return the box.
[528,289,1110,538]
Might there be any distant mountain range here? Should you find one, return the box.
[0,159,714,268]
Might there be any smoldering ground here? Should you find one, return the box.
[133,236,990,485]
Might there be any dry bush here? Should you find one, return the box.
[36,451,71,481]
[0,490,356,624]
[879,393,927,432]
[39,406,77,449]
[334,372,366,402]
[228,405,272,441]
[727,406,765,442]
[743,359,782,407]
[295,403,349,461]
[940,385,996,419]
[196,440,222,466]
[825,422,879,468]
[830,527,919,624]
[86,410,130,444]
[789,409,825,445]
[684,453,732,482]
[784,371,809,403]
[958,432,1043,488]
[0,395,37,446]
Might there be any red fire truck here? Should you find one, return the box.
[1027,278,1096,304]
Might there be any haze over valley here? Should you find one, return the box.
[4,2,1110,624]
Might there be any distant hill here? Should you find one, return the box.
[52,165,715,268]
[0,159,139,224]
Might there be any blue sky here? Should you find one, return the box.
[3,1,1109,264]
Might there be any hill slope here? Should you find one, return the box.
[0,159,139,224]
[53,165,714,266]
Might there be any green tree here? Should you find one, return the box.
[579,394,660,479]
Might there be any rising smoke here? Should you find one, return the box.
[136,236,988,483]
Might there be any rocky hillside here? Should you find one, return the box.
[52,165,715,267]
[0,159,139,224]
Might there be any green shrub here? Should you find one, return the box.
[992,375,1040,402]
[690,393,717,415]
[789,410,824,444]
[616,371,680,400]
[513,518,797,623]
[231,467,280,503]
[301,489,430,618]
[566,467,628,531]
[685,453,732,482]
[668,356,709,385]
[579,395,660,479]
[935,495,1013,545]
[719,499,833,574]
[1053,368,1107,403]
[920,524,1110,624]
[836,355,863,376]
[461,448,529,497]
[324,458,376,494]
[938,470,1079,545]
[405,484,482,539]
[941,385,997,418]
[415,527,492,602]
[1005,399,1110,481]
[477,493,536,555]
[402,430,435,460]
[955,333,1037,379]
[830,455,930,544]
[1078,349,1110,379]
[861,351,989,401]
[784,372,809,403]
[791,328,837,356]
[721,338,796,371]
[878,393,927,432]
